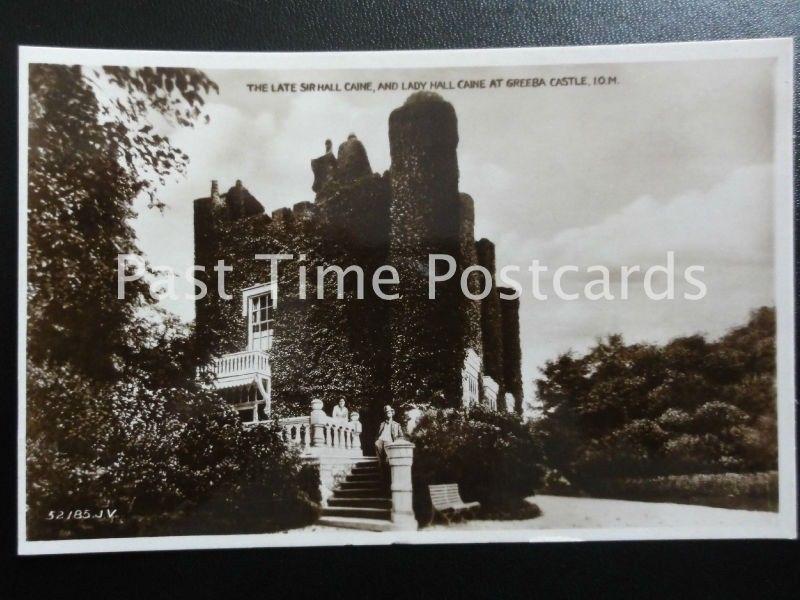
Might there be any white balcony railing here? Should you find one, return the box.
[203,349,271,392]
[213,349,269,378]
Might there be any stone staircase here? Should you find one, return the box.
[317,457,394,531]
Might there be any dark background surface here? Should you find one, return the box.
[1,1,798,598]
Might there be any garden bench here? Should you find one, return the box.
[428,483,481,525]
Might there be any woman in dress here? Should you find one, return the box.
[331,398,349,423]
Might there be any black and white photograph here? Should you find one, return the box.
[17,39,795,554]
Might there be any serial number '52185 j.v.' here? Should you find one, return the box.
[46,509,118,521]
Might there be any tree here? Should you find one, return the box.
[26,65,318,539]
[27,64,217,380]
[534,307,777,489]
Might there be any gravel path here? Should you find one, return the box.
[424,494,780,531]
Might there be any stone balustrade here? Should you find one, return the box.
[276,400,417,529]
[277,399,362,457]
[278,416,312,451]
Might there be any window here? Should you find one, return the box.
[250,293,272,333]
[242,283,277,352]
[248,292,274,352]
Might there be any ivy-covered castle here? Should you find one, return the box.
[193,92,523,442]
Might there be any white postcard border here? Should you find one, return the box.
[17,38,796,555]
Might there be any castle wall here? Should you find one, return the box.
[193,169,394,440]
[313,172,393,439]
[193,195,219,361]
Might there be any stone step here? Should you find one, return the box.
[321,506,391,520]
[346,473,382,482]
[317,516,394,532]
[332,486,387,498]
[337,480,386,491]
[350,465,379,475]
[328,497,391,509]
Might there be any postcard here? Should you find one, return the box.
[18,38,795,554]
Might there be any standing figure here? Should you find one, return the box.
[375,405,404,472]
[332,398,349,423]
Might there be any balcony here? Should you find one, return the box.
[211,349,270,390]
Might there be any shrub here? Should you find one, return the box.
[410,406,545,522]
[159,422,321,536]
[599,471,778,511]
[26,361,320,540]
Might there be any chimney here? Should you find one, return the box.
[210,180,220,204]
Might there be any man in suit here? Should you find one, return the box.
[375,404,403,471]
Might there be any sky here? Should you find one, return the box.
[130,57,776,408]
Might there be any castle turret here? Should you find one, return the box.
[311,139,337,195]
[388,92,464,406]
[336,133,372,183]
[225,179,263,219]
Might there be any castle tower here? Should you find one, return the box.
[388,92,465,406]
[476,238,505,387]
[192,180,226,360]
[498,288,523,414]
[459,194,483,354]
[193,179,267,359]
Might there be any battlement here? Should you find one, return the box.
[271,206,294,228]
[292,201,316,222]
[193,179,266,222]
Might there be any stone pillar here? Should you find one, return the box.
[386,440,417,530]
[310,399,327,447]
